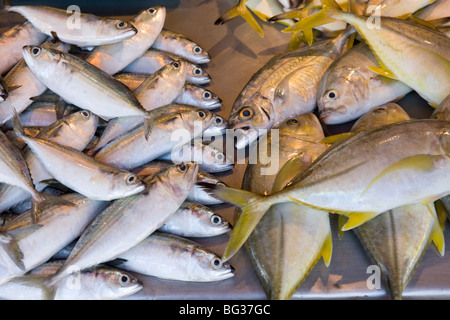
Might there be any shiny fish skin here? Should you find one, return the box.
[365,0,434,18]
[85,7,166,75]
[112,231,234,282]
[0,22,47,76]
[317,43,412,125]
[158,201,231,237]
[5,5,137,47]
[94,107,217,170]
[0,261,142,300]
[0,193,109,286]
[229,27,355,149]
[47,163,199,286]
[151,28,211,64]
[0,110,98,213]
[122,49,211,85]
[0,40,70,125]
[22,46,149,121]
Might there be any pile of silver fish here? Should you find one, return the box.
[0,3,236,300]
[213,0,450,300]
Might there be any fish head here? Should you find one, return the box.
[80,267,143,299]
[184,40,210,65]
[186,64,211,85]
[165,60,188,82]
[163,162,200,198]
[228,95,275,149]
[198,142,234,173]
[98,18,138,42]
[111,171,146,198]
[278,113,325,143]
[203,113,227,137]
[351,103,410,132]
[185,201,231,236]
[22,46,65,80]
[196,251,235,281]
[63,110,99,149]
[133,6,166,31]
[317,66,371,125]
[42,38,71,53]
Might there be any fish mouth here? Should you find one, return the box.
[191,75,211,85]
[0,93,7,101]
[205,99,223,110]
[319,106,348,125]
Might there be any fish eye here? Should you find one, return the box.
[194,68,202,75]
[193,46,202,54]
[325,90,338,101]
[215,117,222,124]
[116,21,128,29]
[210,256,223,270]
[287,118,299,125]
[215,152,224,161]
[31,47,41,56]
[80,111,90,118]
[172,61,180,69]
[177,163,187,172]
[239,106,254,119]
[147,7,157,14]
[202,91,212,100]
[198,111,206,118]
[126,175,138,184]
[210,214,222,226]
[118,273,131,286]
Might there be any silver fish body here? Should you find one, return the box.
[85,7,166,75]
[113,231,234,282]
[151,28,211,64]
[5,5,137,47]
[229,27,355,149]
[317,43,412,125]
[22,46,148,121]
[122,49,211,85]
[0,21,47,75]
[0,193,109,285]
[48,162,199,285]
[0,260,142,300]
[158,200,231,237]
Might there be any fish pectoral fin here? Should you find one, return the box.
[7,85,21,93]
[362,154,441,197]
[367,66,399,80]
[341,211,379,231]
[426,203,446,256]
[319,132,355,145]
[321,231,333,267]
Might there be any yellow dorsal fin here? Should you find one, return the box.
[368,66,398,80]
[341,211,379,231]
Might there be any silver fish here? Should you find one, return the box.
[0,193,109,286]
[317,43,412,125]
[122,49,210,85]
[229,27,355,149]
[5,5,137,47]
[0,21,47,75]
[111,231,234,282]
[93,107,220,171]
[85,7,166,75]
[47,162,198,286]
[0,39,70,125]
[0,260,142,300]
[13,114,145,201]
[158,200,231,237]
[151,28,211,64]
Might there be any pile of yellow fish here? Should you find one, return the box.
[215,0,450,300]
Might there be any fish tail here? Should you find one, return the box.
[207,184,273,261]
[282,0,349,34]
[214,0,264,37]
[426,202,445,256]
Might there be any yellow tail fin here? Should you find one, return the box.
[214,0,264,37]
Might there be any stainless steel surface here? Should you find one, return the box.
[1,0,446,300]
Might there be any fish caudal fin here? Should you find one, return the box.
[214,0,264,37]
[426,203,445,256]
[208,184,272,261]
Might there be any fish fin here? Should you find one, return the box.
[54,97,67,120]
[0,224,43,270]
[408,16,438,30]
[337,214,347,238]
[434,199,447,230]
[367,66,398,80]
[209,184,270,261]
[319,132,354,144]
[7,85,21,93]
[215,0,264,37]
[321,230,333,267]
[282,7,341,33]
[429,102,438,108]
[362,155,440,197]
[340,211,379,231]
[420,193,448,206]
[31,194,76,224]
[107,258,128,268]
[426,203,445,256]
